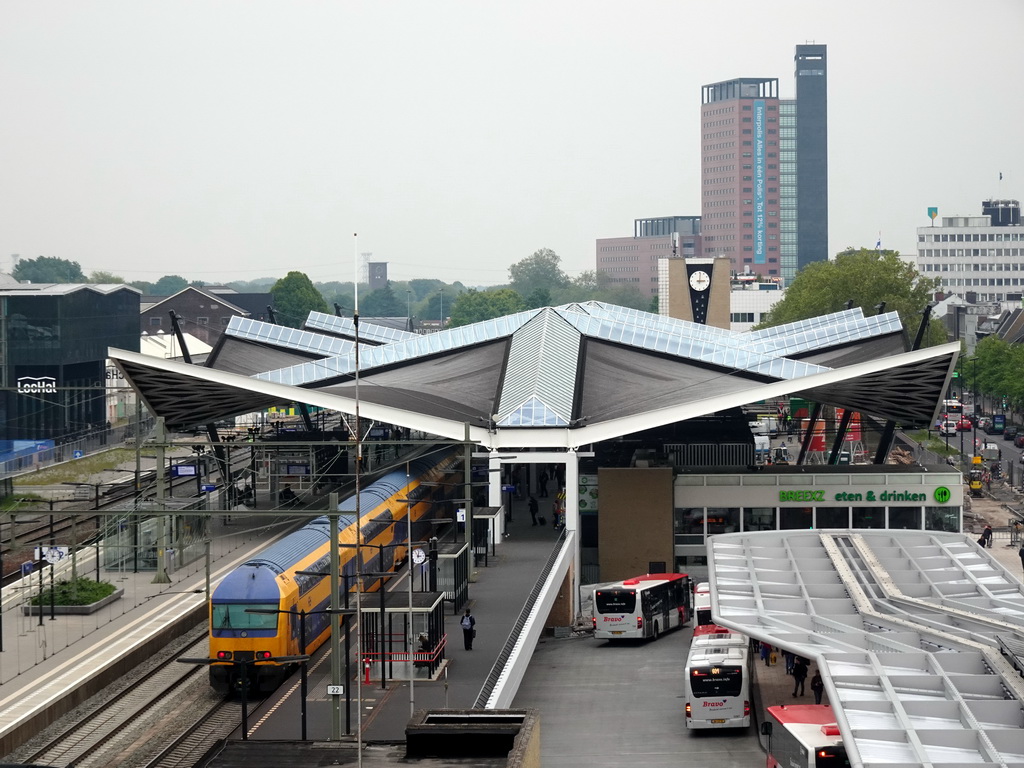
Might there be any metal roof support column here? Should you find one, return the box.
[563,449,580,620]
[796,402,823,465]
[827,407,853,464]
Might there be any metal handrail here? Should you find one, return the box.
[472,528,567,709]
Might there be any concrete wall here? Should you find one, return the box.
[596,467,674,582]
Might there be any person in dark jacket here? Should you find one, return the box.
[461,609,476,650]
[792,656,809,697]
[810,670,824,704]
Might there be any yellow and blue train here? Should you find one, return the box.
[208,449,462,694]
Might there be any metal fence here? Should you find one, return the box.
[0,414,155,480]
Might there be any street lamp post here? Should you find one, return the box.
[439,288,444,328]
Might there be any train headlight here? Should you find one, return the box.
[256,651,272,660]
[216,651,232,660]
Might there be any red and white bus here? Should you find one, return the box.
[684,629,750,729]
[592,573,692,641]
[762,705,848,768]
[694,581,713,626]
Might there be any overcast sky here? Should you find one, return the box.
[2,1,1021,288]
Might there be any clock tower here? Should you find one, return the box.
[658,256,731,327]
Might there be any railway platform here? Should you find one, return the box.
[224,493,564,744]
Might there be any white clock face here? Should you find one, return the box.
[689,270,711,291]
[411,548,426,565]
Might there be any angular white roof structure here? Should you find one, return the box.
[109,301,960,450]
[709,530,1024,768]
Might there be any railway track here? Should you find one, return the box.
[141,696,261,768]
[20,630,214,768]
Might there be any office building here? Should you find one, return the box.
[700,45,829,286]
[794,44,829,272]
[0,280,140,441]
[595,216,702,300]
[916,199,1024,307]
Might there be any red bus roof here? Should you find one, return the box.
[621,573,688,586]
[693,624,734,637]
[767,704,837,727]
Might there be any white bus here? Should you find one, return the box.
[592,573,692,641]
[762,704,848,768]
[684,629,751,729]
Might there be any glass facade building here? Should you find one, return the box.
[0,286,140,440]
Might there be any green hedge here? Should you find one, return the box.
[30,578,116,606]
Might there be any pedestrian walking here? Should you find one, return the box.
[528,496,539,526]
[760,642,771,667]
[783,649,794,675]
[981,524,993,548]
[461,608,476,650]
[810,670,824,704]
[1018,543,1024,576]
[539,470,549,498]
[792,656,809,697]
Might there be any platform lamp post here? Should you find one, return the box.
[178,654,308,740]
[246,607,355,740]
[296,567,359,735]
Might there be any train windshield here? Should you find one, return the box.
[212,603,279,630]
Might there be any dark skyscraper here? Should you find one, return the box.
[795,44,828,271]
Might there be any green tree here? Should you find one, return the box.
[129,280,155,294]
[525,287,552,309]
[270,271,329,328]
[151,275,189,296]
[360,282,406,317]
[88,270,126,284]
[972,337,1024,411]
[12,256,86,283]
[449,288,527,327]
[509,248,569,298]
[755,248,946,347]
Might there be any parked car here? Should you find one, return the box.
[1003,425,1019,441]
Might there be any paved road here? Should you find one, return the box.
[514,624,763,768]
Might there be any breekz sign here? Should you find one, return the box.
[17,376,57,394]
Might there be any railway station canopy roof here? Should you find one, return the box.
[708,530,1024,768]
[109,302,960,449]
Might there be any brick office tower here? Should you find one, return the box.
[701,44,829,286]
[700,77,782,281]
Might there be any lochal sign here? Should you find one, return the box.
[16,376,57,394]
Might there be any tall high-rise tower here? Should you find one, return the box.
[700,78,782,279]
[795,44,828,272]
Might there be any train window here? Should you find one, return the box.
[212,603,279,631]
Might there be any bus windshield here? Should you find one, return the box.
[595,589,636,614]
[212,603,279,631]
[689,665,743,697]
